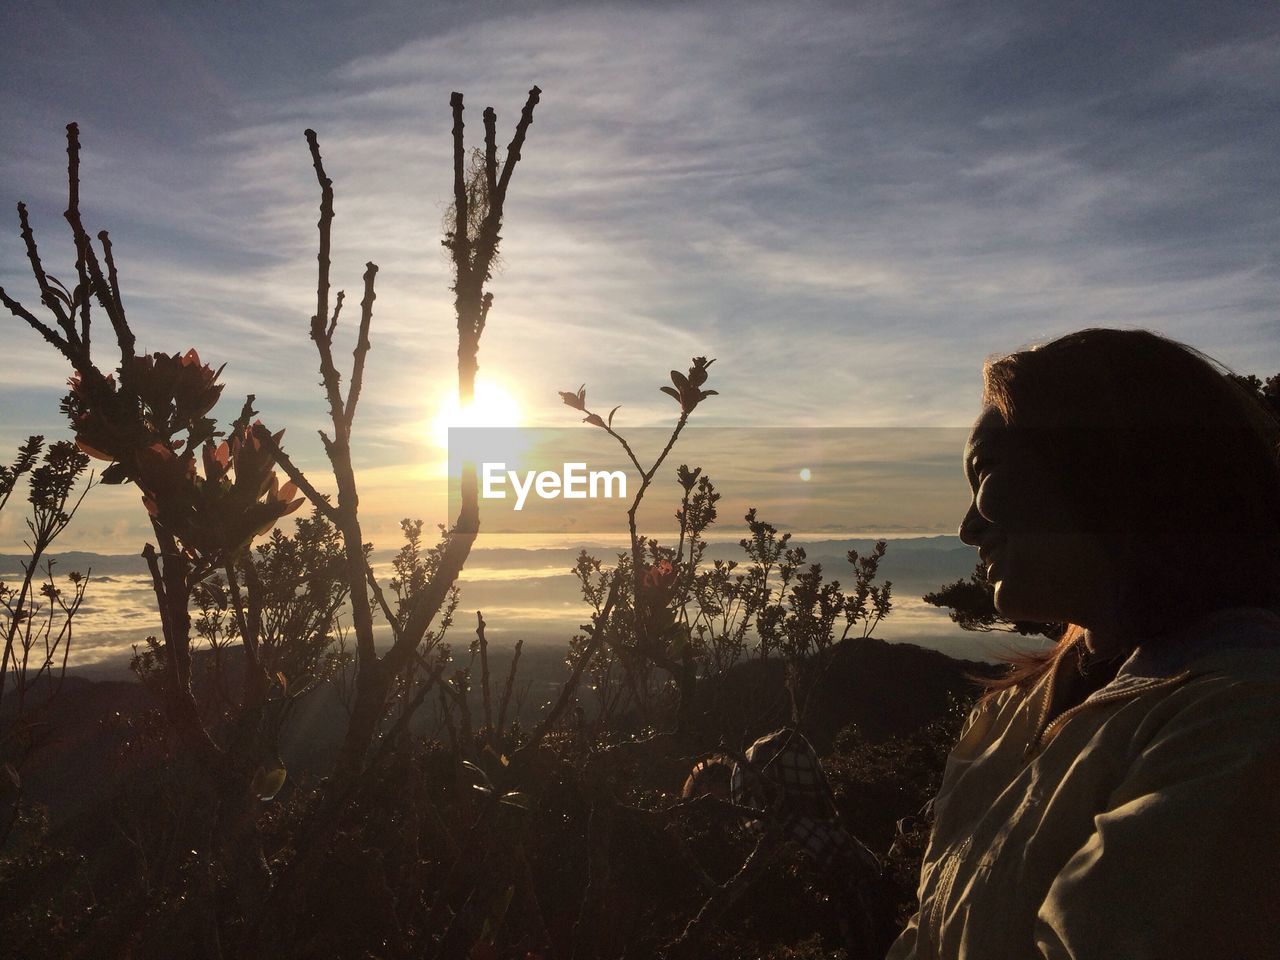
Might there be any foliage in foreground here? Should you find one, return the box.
[0,93,972,960]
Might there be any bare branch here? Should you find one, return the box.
[72,221,90,353]
[222,560,259,665]
[397,520,476,656]
[16,202,69,330]
[473,85,541,285]
[64,123,80,224]
[344,262,378,427]
[482,106,498,196]
[496,636,523,741]
[663,834,781,956]
[326,289,344,343]
[493,86,542,215]
[0,287,74,364]
[449,92,471,281]
[476,611,493,741]
[367,655,446,771]
[97,229,124,320]
[303,129,347,439]
[60,124,134,367]
[516,574,619,759]
[364,563,399,642]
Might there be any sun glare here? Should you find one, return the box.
[430,379,524,450]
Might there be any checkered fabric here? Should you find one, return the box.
[730,727,880,877]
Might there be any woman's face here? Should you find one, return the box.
[958,407,1117,629]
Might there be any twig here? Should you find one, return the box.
[303,129,347,439]
[571,796,615,959]
[0,287,72,363]
[61,124,133,365]
[251,424,339,524]
[97,229,124,320]
[326,289,344,343]
[482,106,498,196]
[344,262,378,427]
[516,575,620,759]
[364,564,399,640]
[473,86,541,285]
[476,612,494,742]
[663,833,781,957]
[495,636,523,741]
[449,92,471,281]
[367,656,446,771]
[16,202,67,328]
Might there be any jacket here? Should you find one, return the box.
[886,606,1280,959]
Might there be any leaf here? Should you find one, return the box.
[75,438,115,461]
[558,384,587,410]
[46,275,73,307]
[583,413,605,428]
[500,790,532,810]
[3,762,19,789]
[100,462,130,484]
[607,405,621,428]
[461,759,492,788]
[250,762,287,801]
[669,370,690,391]
[660,386,681,403]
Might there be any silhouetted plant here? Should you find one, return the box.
[0,93,947,960]
[253,89,542,802]
[922,560,1059,638]
[0,436,92,844]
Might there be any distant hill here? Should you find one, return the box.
[2,535,976,586]
[0,551,150,577]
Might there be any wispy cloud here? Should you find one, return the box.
[2,0,1277,552]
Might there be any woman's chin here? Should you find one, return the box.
[992,582,1039,622]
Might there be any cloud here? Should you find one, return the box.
[2,0,1278,554]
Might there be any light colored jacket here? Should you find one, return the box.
[887,606,1280,960]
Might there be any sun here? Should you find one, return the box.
[430,378,524,450]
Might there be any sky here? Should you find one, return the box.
[2,0,1278,553]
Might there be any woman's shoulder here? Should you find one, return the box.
[1126,608,1280,746]
[1126,605,1280,683]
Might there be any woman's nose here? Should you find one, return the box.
[958,499,989,546]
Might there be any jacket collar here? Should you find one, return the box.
[1029,606,1280,754]
[1111,605,1280,684]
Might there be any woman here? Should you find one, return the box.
[887,328,1280,959]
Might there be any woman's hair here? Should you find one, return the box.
[975,327,1280,698]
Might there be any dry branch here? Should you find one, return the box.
[344,262,378,427]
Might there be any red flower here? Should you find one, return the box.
[643,558,675,589]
